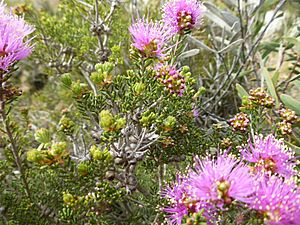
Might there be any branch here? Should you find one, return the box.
[0,72,32,201]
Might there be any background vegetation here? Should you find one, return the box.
[0,0,299,224]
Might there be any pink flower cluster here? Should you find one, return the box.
[128,0,205,96]
[241,134,297,178]
[155,63,186,96]
[163,135,300,225]
[129,0,204,59]
[251,175,300,225]
[0,1,34,71]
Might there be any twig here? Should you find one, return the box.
[81,69,98,95]
[0,72,32,201]
[94,0,104,51]
[133,127,146,152]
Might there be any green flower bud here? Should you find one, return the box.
[199,86,206,94]
[90,145,102,160]
[95,63,103,72]
[51,142,67,156]
[27,149,43,162]
[63,192,74,205]
[95,62,114,73]
[103,148,113,162]
[90,146,112,162]
[193,87,206,100]
[115,117,126,130]
[184,72,192,78]
[242,96,249,106]
[140,112,157,126]
[90,71,104,84]
[109,45,123,64]
[100,110,114,131]
[61,73,72,88]
[103,62,114,72]
[163,116,177,131]
[78,163,89,176]
[59,115,75,134]
[34,128,51,144]
[71,81,84,96]
[133,82,146,95]
[181,66,190,73]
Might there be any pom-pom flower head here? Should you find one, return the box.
[241,134,297,178]
[162,175,192,224]
[162,175,217,225]
[250,175,300,225]
[129,19,172,58]
[0,1,34,71]
[163,0,205,34]
[189,154,255,206]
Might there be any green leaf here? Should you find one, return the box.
[236,84,248,99]
[203,3,232,32]
[283,37,300,52]
[238,70,252,78]
[262,68,279,107]
[178,49,200,60]
[280,94,300,115]
[187,35,216,53]
[293,80,300,90]
[218,39,243,54]
[271,70,280,85]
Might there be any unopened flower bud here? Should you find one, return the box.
[181,66,190,74]
[278,108,297,124]
[115,118,126,130]
[193,87,206,99]
[34,128,51,144]
[90,71,104,84]
[133,82,146,95]
[100,110,114,131]
[50,142,67,156]
[140,112,157,126]
[59,116,75,135]
[163,116,177,131]
[71,82,86,96]
[63,192,74,205]
[228,112,250,132]
[27,149,43,162]
[90,145,102,160]
[78,163,89,176]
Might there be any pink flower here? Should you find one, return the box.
[240,134,297,178]
[162,175,217,225]
[0,1,34,71]
[162,175,191,224]
[163,0,205,34]
[129,19,172,58]
[249,175,300,225]
[189,154,255,206]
